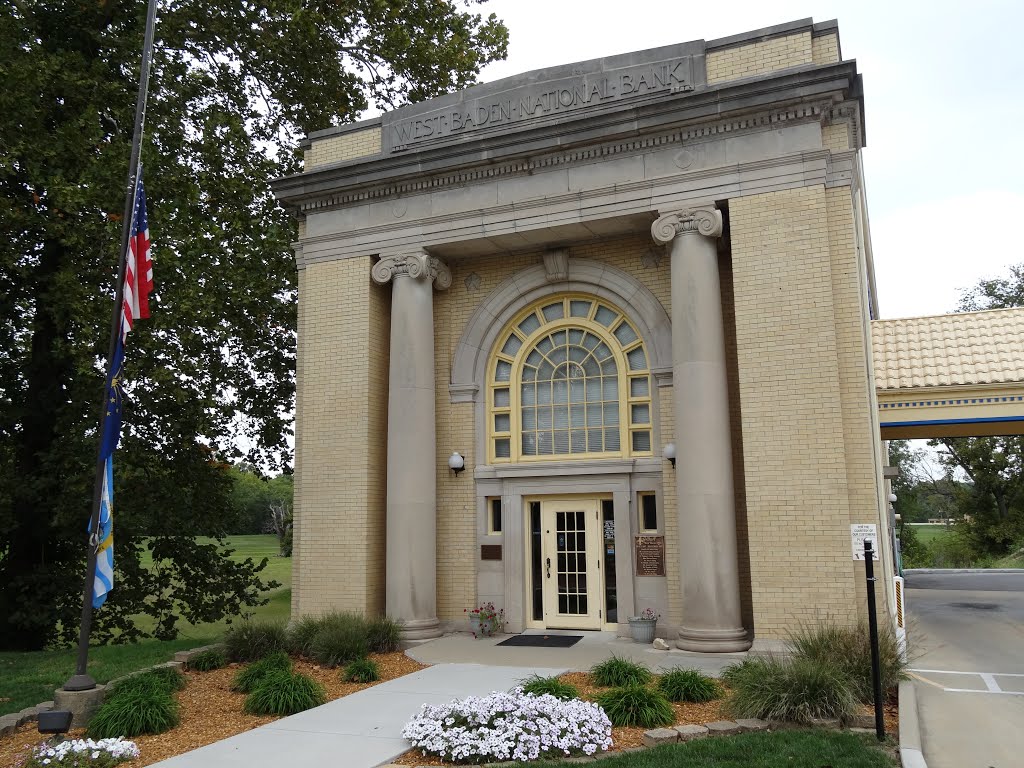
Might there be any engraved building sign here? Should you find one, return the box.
[634,536,666,577]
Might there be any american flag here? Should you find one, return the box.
[93,170,154,609]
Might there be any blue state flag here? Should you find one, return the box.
[92,457,115,609]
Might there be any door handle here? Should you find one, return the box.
[546,557,551,578]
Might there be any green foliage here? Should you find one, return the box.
[108,668,184,699]
[540,730,896,767]
[343,658,380,683]
[788,622,906,704]
[243,669,326,716]
[520,674,580,700]
[88,685,180,738]
[723,656,858,724]
[188,648,227,672]
[231,651,293,693]
[224,621,288,662]
[0,0,508,651]
[142,665,187,692]
[366,615,402,653]
[590,655,652,687]
[287,615,324,657]
[594,685,674,728]
[310,615,369,667]
[656,668,722,703]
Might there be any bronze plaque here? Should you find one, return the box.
[634,536,665,577]
[480,544,502,561]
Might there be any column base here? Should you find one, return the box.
[677,625,752,653]
[399,617,442,644]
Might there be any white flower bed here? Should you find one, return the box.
[25,738,139,767]
[402,687,612,763]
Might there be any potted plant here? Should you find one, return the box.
[465,602,504,638]
[627,607,660,643]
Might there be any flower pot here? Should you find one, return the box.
[468,614,500,637]
[627,617,658,644]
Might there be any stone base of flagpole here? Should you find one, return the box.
[54,684,107,728]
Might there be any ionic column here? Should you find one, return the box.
[652,206,750,652]
[371,251,451,642]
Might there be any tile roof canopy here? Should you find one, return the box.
[872,308,1024,391]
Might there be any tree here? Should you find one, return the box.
[0,0,508,650]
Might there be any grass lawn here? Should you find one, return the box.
[911,524,952,545]
[547,730,897,768]
[0,535,290,717]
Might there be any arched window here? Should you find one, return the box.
[487,295,653,463]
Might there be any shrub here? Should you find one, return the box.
[343,658,380,683]
[88,686,180,738]
[520,674,580,700]
[23,738,139,767]
[402,688,611,762]
[788,620,907,704]
[310,615,369,667]
[723,655,858,724]
[286,615,324,657]
[657,668,722,703]
[224,620,288,662]
[145,665,187,692]
[366,615,402,653]
[243,669,326,716]
[188,648,227,672]
[594,685,674,728]
[590,655,652,687]
[232,651,293,693]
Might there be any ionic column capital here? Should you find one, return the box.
[651,207,723,245]
[371,252,452,290]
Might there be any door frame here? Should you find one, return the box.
[524,494,616,631]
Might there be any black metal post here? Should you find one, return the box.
[863,539,885,741]
[63,0,160,693]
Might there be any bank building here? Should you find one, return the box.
[273,18,904,652]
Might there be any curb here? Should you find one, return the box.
[898,679,928,768]
[903,568,1023,574]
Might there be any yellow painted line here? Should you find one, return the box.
[907,671,945,690]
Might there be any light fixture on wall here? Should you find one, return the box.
[663,443,676,467]
[448,451,466,476]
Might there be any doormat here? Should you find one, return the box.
[496,634,583,648]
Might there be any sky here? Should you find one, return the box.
[474,0,1024,320]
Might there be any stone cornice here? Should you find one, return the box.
[273,61,860,212]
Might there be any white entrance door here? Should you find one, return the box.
[541,499,603,630]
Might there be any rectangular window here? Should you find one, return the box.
[639,492,658,533]
[602,499,617,623]
[530,502,543,621]
[487,497,502,534]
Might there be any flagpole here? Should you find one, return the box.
[64,0,160,693]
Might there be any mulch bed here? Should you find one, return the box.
[0,652,425,768]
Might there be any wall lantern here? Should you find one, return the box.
[663,443,676,467]
[448,451,466,476]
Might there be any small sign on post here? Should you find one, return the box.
[851,524,880,560]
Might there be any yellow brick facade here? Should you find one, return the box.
[291,256,390,619]
[707,32,812,84]
[812,33,841,65]
[305,126,382,170]
[822,122,851,152]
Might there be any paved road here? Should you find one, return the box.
[904,570,1024,768]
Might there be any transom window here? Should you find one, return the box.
[488,295,653,462]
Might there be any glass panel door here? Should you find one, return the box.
[541,499,602,630]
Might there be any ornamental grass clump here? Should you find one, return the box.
[187,648,227,672]
[286,615,324,658]
[788,620,907,704]
[343,658,380,683]
[243,669,326,716]
[223,620,288,662]
[107,668,184,699]
[231,651,293,693]
[22,738,139,768]
[657,668,722,703]
[87,686,180,738]
[590,655,652,687]
[366,615,402,653]
[594,685,674,728]
[520,674,580,700]
[402,688,611,763]
[723,655,858,724]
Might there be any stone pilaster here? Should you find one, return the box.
[371,251,451,642]
[652,206,751,652]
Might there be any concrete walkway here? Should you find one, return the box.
[150,663,564,768]
[407,631,745,675]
